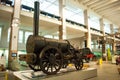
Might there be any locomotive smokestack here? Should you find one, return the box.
[34,1,39,36]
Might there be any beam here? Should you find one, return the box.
[96,5,120,13]
[102,11,120,16]
[83,0,99,6]
[93,0,115,10]
[82,0,90,4]
[89,0,110,9]
[95,1,120,12]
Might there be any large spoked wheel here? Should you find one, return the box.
[27,54,41,71]
[40,46,63,75]
[29,64,41,71]
[62,60,68,68]
[74,58,83,70]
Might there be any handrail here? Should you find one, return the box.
[20,5,106,34]
[90,27,102,33]
[1,0,12,6]
[21,5,34,11]
[66,19,87,28]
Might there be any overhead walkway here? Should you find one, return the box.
[0,3,120,41]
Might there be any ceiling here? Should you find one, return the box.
[76,0,120,26]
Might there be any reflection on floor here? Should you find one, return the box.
[87,61,120,80]
[0,61,120,80]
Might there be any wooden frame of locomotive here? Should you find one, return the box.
[19,1,83,75]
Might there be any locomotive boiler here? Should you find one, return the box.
[19,1,83,75]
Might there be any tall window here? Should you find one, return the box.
[88,14,100,30]
[104,21,110,33]
[40,0,59,16]
[65,5,84,24]
[7,28,10,42]
[25,31,33,43]
[18,30,23,43]
[113,25,118,33]
[21,0,59,16]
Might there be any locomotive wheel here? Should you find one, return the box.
[62,60,68,68]
[40,46,63,75]
[74,59,83,70]
[29,64,41,71]
[85,58,90,63]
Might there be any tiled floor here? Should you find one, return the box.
[87,61,120,80]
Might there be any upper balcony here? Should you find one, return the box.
[0,3,120,41]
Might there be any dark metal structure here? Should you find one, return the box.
[19,1,83,75]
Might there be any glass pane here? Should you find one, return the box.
[104,22,110,33]
[18,30,23,43]
[88,14,100,30]
[65,5,84,24]
[25,31,33,43]
[7,28,10,42]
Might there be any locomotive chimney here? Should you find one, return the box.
[34,1,40,36]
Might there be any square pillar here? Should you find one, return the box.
[59,0,66,40]
[100,18,106,53]
[8,0,21,70]
[84,9,91,48]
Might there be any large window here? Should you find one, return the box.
[7,28,10,42]
[18,30,23,43]
[65,5,84,24]
[113,25,119,33]
[88,13,100,30]
[25,31,33,43]
[40,0,59,16]
[104,21,110,33]
[21,0,59,16]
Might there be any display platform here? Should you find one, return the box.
[13,67,97,80]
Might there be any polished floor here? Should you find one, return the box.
[0,61,120,80]
[87,61,120,80]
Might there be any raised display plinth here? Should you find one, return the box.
[14,67,97,80]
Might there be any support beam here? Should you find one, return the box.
[8,0,21,70]
[104,11,120,17]
[93,0,117,10]
[59,0,66,40]
[84,0,99,6]
[110,24,114,34]
[95,1,120,12]
[99,18,106,57]
[84,9,91,48]
[100,18,105,35]
[112,36,116,54]
[89,0,109,9]
[96,5,120,14]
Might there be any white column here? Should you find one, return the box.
[59,0,66,40]
[110,24,114,34]
[100,18,107,61]
[8,0,21,70]
[100,18,105,36]
[84,9,91,48]
[110,24,116,54]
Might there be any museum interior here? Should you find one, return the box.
[0,0,120,80]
